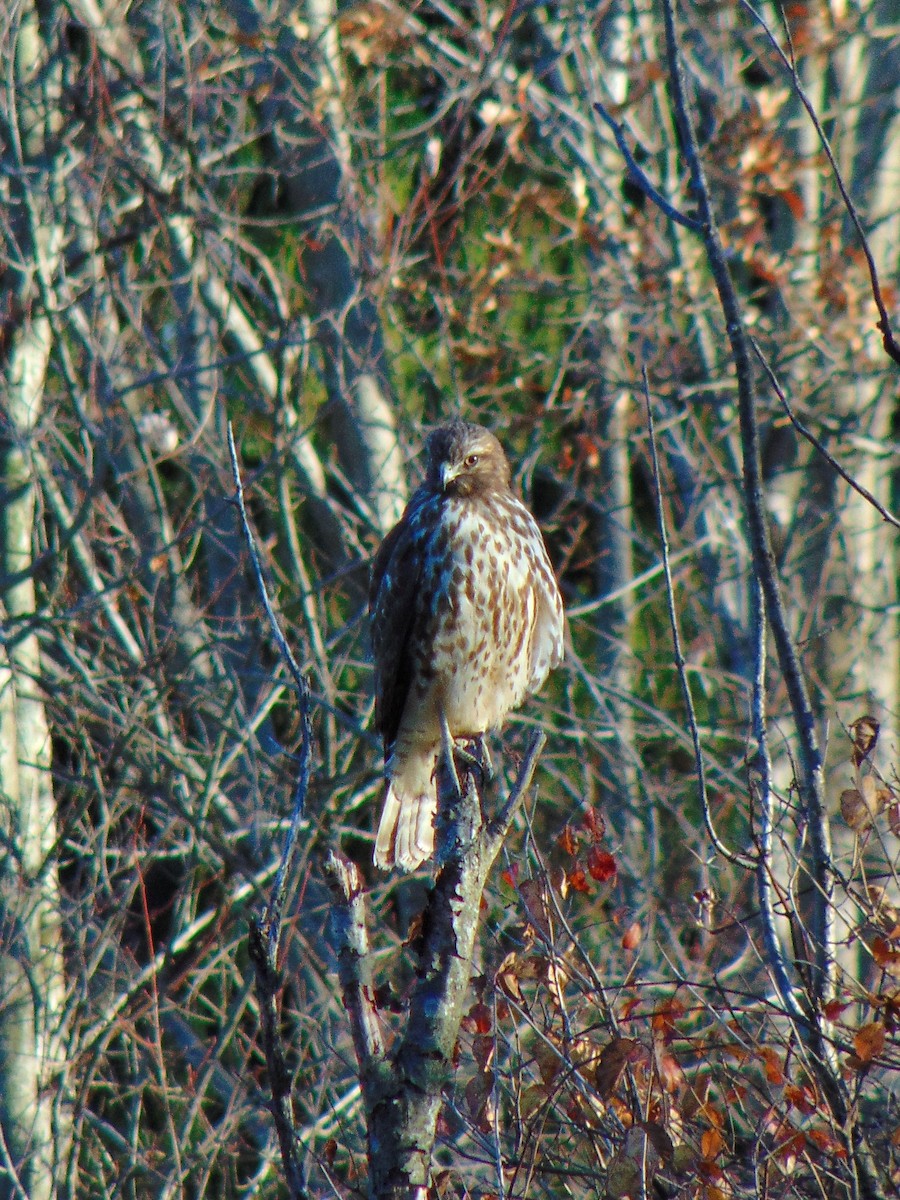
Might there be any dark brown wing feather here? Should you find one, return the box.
[369,508,423,755]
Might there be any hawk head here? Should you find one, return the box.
[425,420,511,499]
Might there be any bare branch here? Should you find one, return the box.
[739,0,900,368]
[593,101,703,231]
[324,852,385,1073]
[659,0,835,1003]
[227,423,314,943]
[750,339,900,531]
[643,370,753,870]
[229,423,315,1200]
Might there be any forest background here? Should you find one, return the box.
[1,0,899,1197]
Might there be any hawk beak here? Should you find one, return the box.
[440,462,461,491]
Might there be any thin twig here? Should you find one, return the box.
[491,730,547,837]
[751,339,900,531]
[739,0,900,368]
[643,370,753,870]
[227,422,313,950]
[593,101,703,231]
[247,922,308,1200]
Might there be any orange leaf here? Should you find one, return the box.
[557,825,578,856]
[759,1046,784,1086]
[780,187,806,220]
[567,866,592,893]
[872,937,900,978]
[657,1051,684,1093]
[701,1127,725,1159]
[853,1021,886,1065]
[784,1083,816,1115]
[621,922,642,951]
[807,1127,838,1153]
[620,996,640,1021]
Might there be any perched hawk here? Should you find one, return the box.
[370,420,565,871]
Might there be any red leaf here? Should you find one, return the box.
[463,1002,492,1034]
[587,847,616,882]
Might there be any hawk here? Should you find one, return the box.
[370,420,564,871]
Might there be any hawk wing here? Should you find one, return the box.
[369,507,423,755]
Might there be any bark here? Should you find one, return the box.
[0,11,68,1196]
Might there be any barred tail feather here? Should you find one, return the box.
[374,751,438,871]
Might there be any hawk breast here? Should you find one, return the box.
[418,490,562,738]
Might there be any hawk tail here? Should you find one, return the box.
[374,758,438,871]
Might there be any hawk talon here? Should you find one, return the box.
[439,713,465,800]
[454,737,494,788]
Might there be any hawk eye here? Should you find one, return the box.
[464,453,479,468]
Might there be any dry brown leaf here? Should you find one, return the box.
[850,715,880,765]
[464,1070,495,1133]
[472,1035,494,1072]
[533,1038,563,1087]
[518,878,552,939]
[840,779,885,831]
[680,1072,711,1120]
[595,1037,641,1100]
[641,1120,674,1161]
